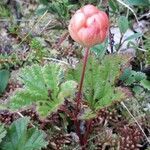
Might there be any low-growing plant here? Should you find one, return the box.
[120,68,150,91]
[0,117,48,150]
[4,4,138,149]
[7,54,132,148]
[9,63,77,117]
[30,38,48,62]
[36,0,77,28]
[66,54,130,115]
[1,2,149,149]
[0,2,10,18]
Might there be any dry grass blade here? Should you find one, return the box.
[116,0,139,24]
[18,10,48,46]
[121,101,150,145]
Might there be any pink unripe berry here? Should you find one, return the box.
[68,4,109,47]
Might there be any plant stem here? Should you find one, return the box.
[109,28,114,53]
[83,119,92,142]
[74,47,90,149]
[77,47,90,109]
[60,47,90,149]
[117,33,124,51]
[107,5,114,53]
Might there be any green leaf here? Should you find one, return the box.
[66,54,130,118]
[124,32,143,41]
[123,0,150,6]
[38,0,49,5]
[91,38,108,59]
[120,68,146,86]
[58,80,77,99]
[134,72,146,81]
[0,4,10,18]
[38,80,77,117]
[0,105,7,110]
[120,68,131,81]
[36,5,48,16]
[140,79,150,90]
[118,16,129,33]
[0,117,48,150]
[109,0,119,12]
[9,63,65,118]
[133,85,144,95]
[78,108,97,120]
[46,0,72,20]
[0,124,7,143]
[0,70,10,94]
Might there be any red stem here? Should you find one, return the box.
[61,47,90,149]
[76,47,90,109]
[59,106,75,118]
[74,47,90,149]
[83,119,92,143]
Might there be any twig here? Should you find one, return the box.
[106,6,114,53]
[117,33,124,51]
[109,28,114,53]
[39,19,52,34]
[17,112,35,128]
[43,57,70,66]
[17,112,24,117]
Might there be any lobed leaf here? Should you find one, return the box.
[0,117,48,150]
[0,124,7,143]
[66,54,131,118]
[9,63,77,118]
[9,64,63,117]
[0,70,10,94]
[118,16,129,33]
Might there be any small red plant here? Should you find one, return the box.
[68,4,109,149]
